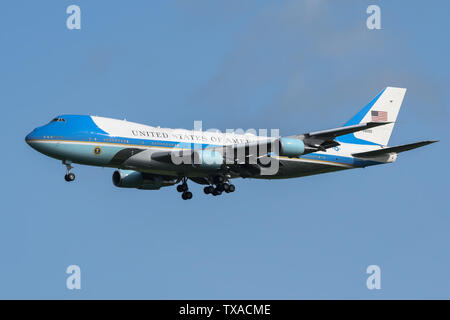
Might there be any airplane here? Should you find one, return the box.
[25,87,437,200]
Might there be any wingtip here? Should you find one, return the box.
[420,140,439,147]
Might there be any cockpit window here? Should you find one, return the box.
[50,117,66,123]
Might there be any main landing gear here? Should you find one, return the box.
[176,175,235,200]
[176,177,193,200]
[63,160,75,182]
[203,175,235,197]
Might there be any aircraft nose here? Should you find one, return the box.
[25,129,37,144]
[25,132,32,144]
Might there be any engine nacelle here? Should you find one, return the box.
[191,150,224,170]
[112,170,177,190]
[278,137,305,157]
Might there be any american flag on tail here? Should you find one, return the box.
[371,110,388,122]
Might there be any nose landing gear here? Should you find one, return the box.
[64,172,75,182]
[63,161,75,182]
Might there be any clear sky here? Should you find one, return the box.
[0,0,449,299]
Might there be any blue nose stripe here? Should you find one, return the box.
[26,115,109,144]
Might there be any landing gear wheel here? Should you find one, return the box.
[204,186,214,194]
[222,183,230,193]
[212,189,222,196]
[63,161,75,182]
[177,182,188,192]
[228,184,235,192]
[64,173,75,182]
[182,191,193,200]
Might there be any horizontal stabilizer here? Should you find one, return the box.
[352,140,438,158]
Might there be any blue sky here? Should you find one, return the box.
[0,0,449,299]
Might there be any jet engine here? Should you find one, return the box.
[112,170,177,190]
[278,137,305,157]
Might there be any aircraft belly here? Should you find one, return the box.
[121,149,352,179]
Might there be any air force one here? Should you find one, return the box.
[25,87,437,200]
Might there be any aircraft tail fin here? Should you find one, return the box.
[336,87,407,146]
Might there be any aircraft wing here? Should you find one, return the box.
[290,121,391,151]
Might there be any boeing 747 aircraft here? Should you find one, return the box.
[25,87,436,200]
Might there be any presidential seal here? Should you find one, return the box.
[93,146,102,155]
